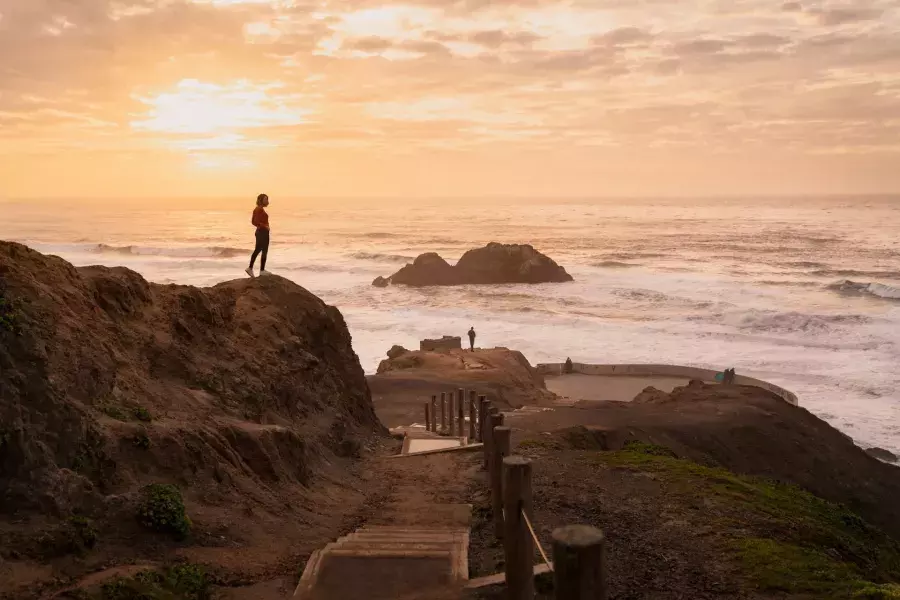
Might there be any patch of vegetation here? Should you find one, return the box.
[99,564,210,600]
[585,442,900,598]
[137,484,191,540]
[0,294,22,335]
[100,404,128,421]
[133,407,153,422]
[132,429,151,450]
[36,516,97,557]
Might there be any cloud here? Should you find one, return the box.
[2,0,900,196]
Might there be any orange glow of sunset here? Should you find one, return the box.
[1,0,899,198]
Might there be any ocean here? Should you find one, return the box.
[2,196,899,454]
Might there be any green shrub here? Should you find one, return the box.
[137,484,191,540]
[100,565,210,600]
[100,405,128,421]
[36,516,97,557]
[0,295,21,334]
[133,407,153,422]
[68,516,98,550]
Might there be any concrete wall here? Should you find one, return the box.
[420,336,462,352]
[535,362,799,406]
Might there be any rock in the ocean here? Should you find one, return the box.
[373,242,573,287]
[866,447,899,463]
[372,276,389,288]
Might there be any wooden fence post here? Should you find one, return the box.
[431,395,437,432]
[503,455,534,600]
[483,406,498,470]
[425,402,431,432]
[448,392,454,436]
[491,425,512,539]
[552,525,607,600]
[440,392,447,434]
[457,388,465,442]
[477,396,488,442]
[468,390,477,442]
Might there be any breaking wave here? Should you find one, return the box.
[593,260,639,269]
[90,244,246,259]
[350,251,414,263]
[828,280,900,300]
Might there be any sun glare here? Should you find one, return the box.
[131,79,310,136]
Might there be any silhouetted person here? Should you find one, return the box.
[246,193,271,277]
[468,327,476,351]
[564,357,574,374]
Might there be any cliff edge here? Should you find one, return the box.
[0,242,385,598]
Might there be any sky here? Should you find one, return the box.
[1,0,899,199]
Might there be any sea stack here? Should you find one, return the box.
[372,242,573,287]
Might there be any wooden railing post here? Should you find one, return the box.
[448,392,455,436]
[425,402,431,432]
[477,396,488,443]
[468,390,477,442]
[503,455,534,600]
[491,425,511,539]
[440,392,447,434]
[430,395,437,432]
[483,406,498,470]
[552,525,607,600]
[457,388,465,442]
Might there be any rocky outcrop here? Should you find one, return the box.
[372,243,573,287]
[386,345,408,359]
[0,242,385,586]
[867,447,899,463]
[368,347,558,428]
[419,336,461,352]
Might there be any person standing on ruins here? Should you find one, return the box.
[468,327,476,351]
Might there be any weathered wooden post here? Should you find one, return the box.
[468,390,477,442]
[431,395,438,432]
[477,396,488,443]
[457,388,465,442]
[447,392,455,436]
[552,525,607,600]
[503,455,534,600]
[425,402,431,432]
[440,392,447,433]
[483,406,498,470]
[491,425,512,539]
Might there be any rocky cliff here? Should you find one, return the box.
[372,242,573,287]
[0,242,385,597]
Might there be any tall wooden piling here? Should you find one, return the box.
[468,390,477,441]
[503,455,535,600]
[491,425,512,538]
[477,396,488,443]
[440,392,447,433]
[457,388,465,442]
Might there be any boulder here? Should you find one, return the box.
[372,243,573,287]
[387,345,408,359]
[866,447,899,463]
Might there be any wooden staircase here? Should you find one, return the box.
[293,505,471,600]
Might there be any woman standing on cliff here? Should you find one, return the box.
[246,193,271,278]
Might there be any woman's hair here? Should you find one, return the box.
[256,193,268,206]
